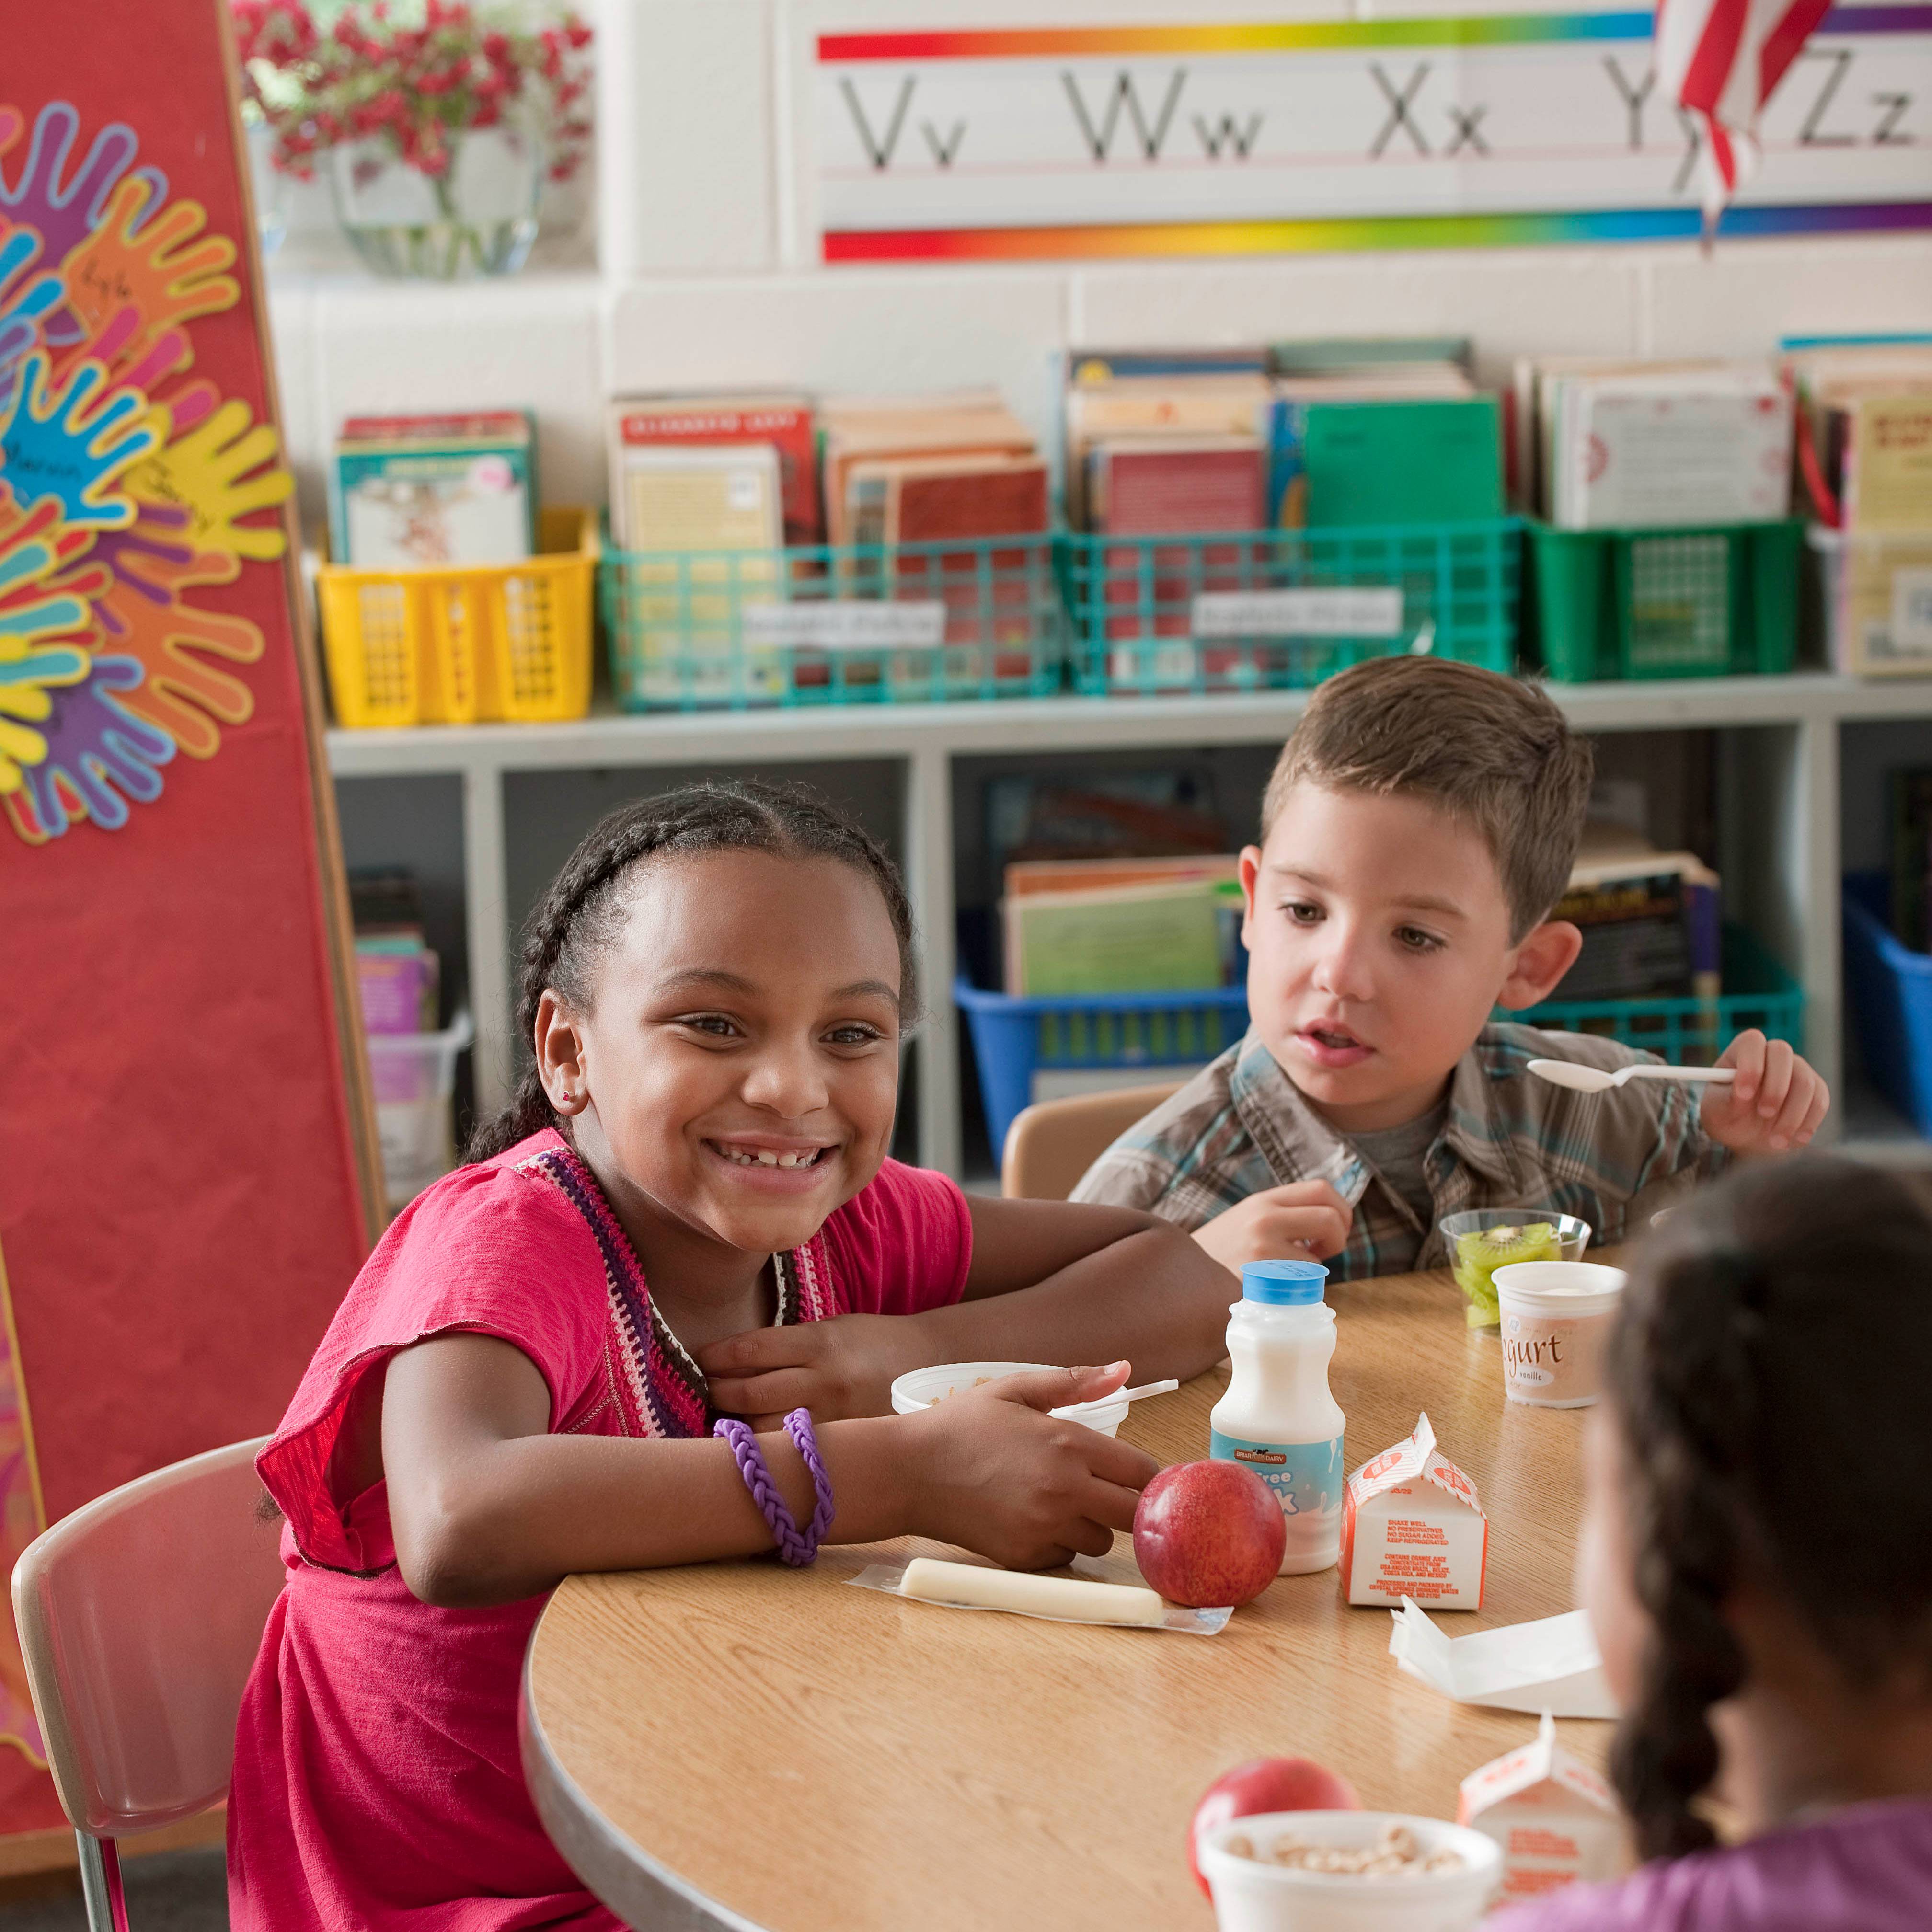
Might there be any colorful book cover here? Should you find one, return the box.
[331,409,537,568]
[1302,398,1503,527]
[608,394,820,547]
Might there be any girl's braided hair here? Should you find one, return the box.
[1607,1155,1932,1860]
[465,779,918,1163]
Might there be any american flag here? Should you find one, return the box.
[1655,0,1835,221]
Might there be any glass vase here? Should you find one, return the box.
[329,126,542,280]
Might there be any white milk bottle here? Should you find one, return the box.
[1209,1258,1346,1575]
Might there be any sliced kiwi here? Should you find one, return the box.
[1452,1221,1561,1327]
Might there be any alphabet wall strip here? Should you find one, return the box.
[812,11,1932,260]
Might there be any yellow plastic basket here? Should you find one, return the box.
[318,506,598,727]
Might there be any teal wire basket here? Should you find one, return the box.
[601,529,1064,711]
[1062,518,1520,697]
[1509,926,1804,1062]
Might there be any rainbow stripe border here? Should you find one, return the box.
[818,7,1932,60]
[818,7,1932,262]
[826,203,1932,263]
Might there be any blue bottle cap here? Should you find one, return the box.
[1241,1258,1329,1305]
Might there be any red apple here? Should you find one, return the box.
[1187,1757,1363,1896]
[1133,1459,1286,1608]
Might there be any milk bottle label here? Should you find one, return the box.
[1211,1428,1344,1550]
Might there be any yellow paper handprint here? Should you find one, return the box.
[58,174,238,355]
[127,394,291,562]
[97,547,263,759]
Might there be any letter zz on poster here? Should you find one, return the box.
[0,0,378,1837]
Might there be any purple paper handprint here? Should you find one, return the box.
[0,104,140,273]
[0,348,155,528]
[90,503,196,606]
[20,654,173,835]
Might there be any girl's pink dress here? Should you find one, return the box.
[228,1129,973,1931]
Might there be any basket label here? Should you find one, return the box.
[1191,587,1403,639]
[743,600,947,650]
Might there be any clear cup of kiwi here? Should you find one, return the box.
[1439,1209,1594,1331]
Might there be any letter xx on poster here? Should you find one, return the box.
[813,9,1932,260]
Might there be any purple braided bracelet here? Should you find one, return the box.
[713,1409,835,1566]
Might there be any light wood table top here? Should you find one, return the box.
[522,1266,1610,1931]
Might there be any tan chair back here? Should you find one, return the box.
[1000,1083,1183,1201]
[12,1437,283,1839]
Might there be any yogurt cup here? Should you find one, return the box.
[1492,1261,1628,1409]
[888,1363,1129,1437]
[1199,1810,1502,1932]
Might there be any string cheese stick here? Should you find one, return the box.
[899,1557,1166,1627]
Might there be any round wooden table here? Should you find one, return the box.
[521,1265,1610,1931]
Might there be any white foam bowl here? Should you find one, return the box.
[888,1362,1128,1437]
[1199,1812,1502,1932]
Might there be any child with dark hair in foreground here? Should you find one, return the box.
[1496,1155,1932,1931]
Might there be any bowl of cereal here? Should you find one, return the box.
[888,1363,1130,1437]
[1198,1812,1501,1932]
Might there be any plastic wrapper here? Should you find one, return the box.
[847,1555,1232,1634]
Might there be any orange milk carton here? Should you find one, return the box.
[1459,1713,1624,1902]
[1339,1412,1487,1609]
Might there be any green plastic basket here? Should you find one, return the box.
[1528,519,1802,682]
[1510,925,1803,1062]
[1063,519,1520,697]
[601,529,1064,711]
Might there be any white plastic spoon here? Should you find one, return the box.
[1528,1058,1736,1094]
[1051,1378,1180,1420]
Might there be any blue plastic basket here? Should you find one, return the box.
[1843,872,1932,1132]
[601,529,1063,711]
[1510,925,1804,1064]
[1061,518,1520,697]
[954,978,1250,1160]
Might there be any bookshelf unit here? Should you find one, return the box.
[328,671,1932,1180]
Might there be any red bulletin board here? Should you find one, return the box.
[0,0,381,1847]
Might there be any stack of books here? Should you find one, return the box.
[1001,854,1244,998]
[1064,343,1498,690]
[1550,828,1721,1007]
[1511,359,1794,530]
[1785,338,1932,675]
[604,386,1051,702]
[329,411,538,568]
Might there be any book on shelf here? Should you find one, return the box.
[1063,368,1272,529]
[880,453,1051,662]
[985,771,1230,873]
[1514,359,1792,530]
[820,393,1036,548]
[610,445,785,706]
[1298,396,1502,529]
[1552,833,1721,1004]
[1266,368,1475,527]
[606,393,819,548]
[1002,875,1234,998]
[330,409,537,569]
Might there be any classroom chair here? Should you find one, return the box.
[11,1437,282,1932]
[1000,1082,1182,1201]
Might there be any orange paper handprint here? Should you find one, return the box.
[127,394,292,561]
[59,174,238,356]
[95,548,262,758]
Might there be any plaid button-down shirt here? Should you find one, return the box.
[1070,1022,1725,1280]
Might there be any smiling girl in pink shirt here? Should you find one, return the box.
[228,781,1233,1930]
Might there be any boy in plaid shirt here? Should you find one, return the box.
[1072,658,1828,1281]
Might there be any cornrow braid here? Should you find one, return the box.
[1605,1157,1932,1863]
[464,779,919,1164]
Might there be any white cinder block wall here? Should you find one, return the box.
[266,0,1932,526]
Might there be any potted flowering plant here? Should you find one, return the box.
[231,0,593,279]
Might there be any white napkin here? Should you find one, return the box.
[1390,1597,1618,1719]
